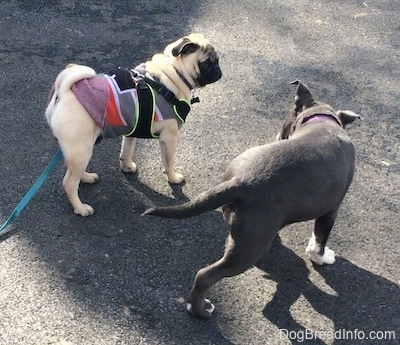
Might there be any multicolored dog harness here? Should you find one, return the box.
[71,67,191,139]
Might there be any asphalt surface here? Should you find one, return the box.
[0,1,399,344]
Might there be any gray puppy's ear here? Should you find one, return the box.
[291,80,315,111]
[278,108,297,140]
[172,38,200,57]
[336,110,362,128]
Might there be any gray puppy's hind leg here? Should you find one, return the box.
[187,234,265,319]
[306,208,339,265]
[187,209,280,318]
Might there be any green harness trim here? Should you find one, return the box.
[124,78,191,139]
[173,99,191,126]
[124,80,157,138]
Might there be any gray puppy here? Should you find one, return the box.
[144,80,360,319]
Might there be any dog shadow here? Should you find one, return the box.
[116,177,399,345]
[121,172,191,208]
[22,169,235,344]
[257,237,399,344]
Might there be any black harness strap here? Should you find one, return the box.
[104,68,192,139]
[129,79,156,138]
[144,77,179,105]
[106,68,136,90]
[106,68,155,139]
[144,77,191,122]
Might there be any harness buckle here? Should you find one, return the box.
[136,79,149,90]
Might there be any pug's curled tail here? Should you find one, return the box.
[46,64,96,124]
[47,64,96,106]
[143,177,242,219]
[55,64,96,95]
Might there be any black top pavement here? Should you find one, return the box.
[0,1,399,344]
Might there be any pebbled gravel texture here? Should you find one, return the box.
[0,1,399,344]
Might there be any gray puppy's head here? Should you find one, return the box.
[277,80,361,140]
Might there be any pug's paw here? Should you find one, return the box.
[81,172,99,184]
[120,160,138,173]
[74,203,94,217]
[166,172,185,184]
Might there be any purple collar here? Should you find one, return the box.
[302,114,341,126]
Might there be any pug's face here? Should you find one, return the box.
[166,33,222,87]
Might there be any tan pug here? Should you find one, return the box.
[45,33,222,216]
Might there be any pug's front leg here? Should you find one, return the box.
[158,122,184,184]
[119,136,138,173]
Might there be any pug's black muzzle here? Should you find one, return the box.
[197,63,222,87]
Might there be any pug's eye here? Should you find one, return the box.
[199,60,212,70]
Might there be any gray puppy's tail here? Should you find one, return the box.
[143,177,242,218]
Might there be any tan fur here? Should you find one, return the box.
[146,34,213,100]
[45,34,219,216]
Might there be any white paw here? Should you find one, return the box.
[186,303,192,312]
[308,247,336,265]
[204,299,215,314]
[81,172,99,184]
[186,299,215,318]
[120,161,137,173]
[74,204,94,217]
[306,234,335,265]
[306,233,319,253]
[166,172,185,184]
[320,247,335,264]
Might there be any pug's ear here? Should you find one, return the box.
[336,110,362,128]
[172,38,200,57]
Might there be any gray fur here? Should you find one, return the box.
[144,80,360,318]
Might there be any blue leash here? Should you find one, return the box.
[0,149,63,235]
